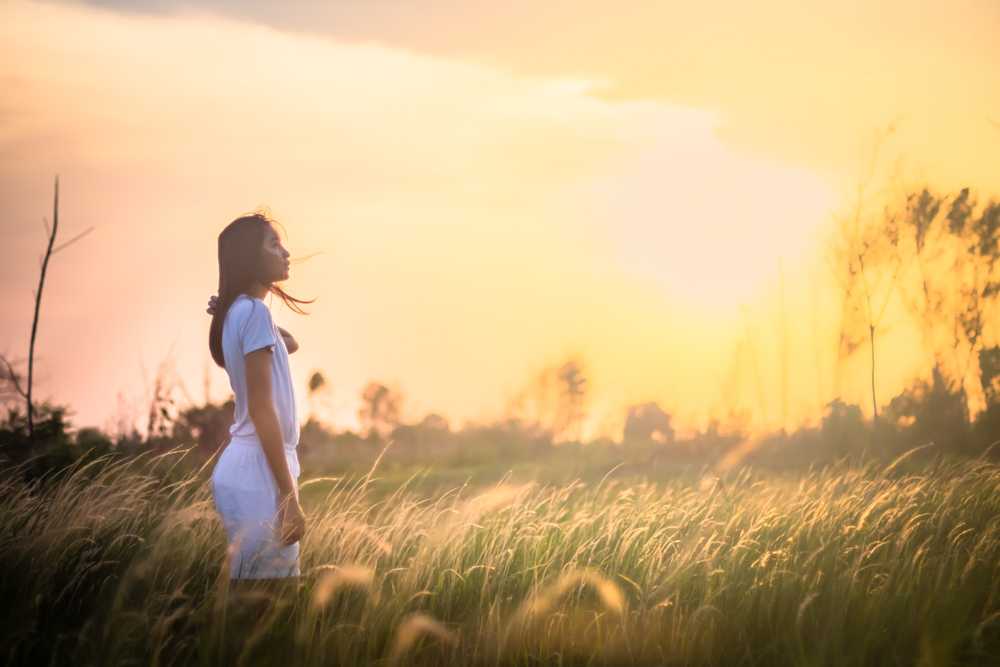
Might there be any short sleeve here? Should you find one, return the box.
[239,300,277,355]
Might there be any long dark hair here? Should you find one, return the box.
[209,212,312,368]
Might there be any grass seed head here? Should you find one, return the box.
[519,569,625,622]
[389,613,457,666]
[309,565,377,611]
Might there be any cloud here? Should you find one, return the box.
[0,0,831,430]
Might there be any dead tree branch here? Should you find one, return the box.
[26,177,60,460]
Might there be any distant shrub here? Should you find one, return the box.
[0,403,116,474]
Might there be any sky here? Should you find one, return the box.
[1,0,998,437]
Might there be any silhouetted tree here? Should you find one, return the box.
[358,381,401,439]
[0,355,27,407]
[22,178,92,465]
[419,413,450,431]
[307,370,329,422]
[900,187,947,376]
[0,402,101,473]
[555,359,587,441]
[980,346,1000,407]
[883,369,969,457]
[389,413,453,458]
[821,398,869,459]
[509,357,589,442]
[897,186,1000,422]
[826,126,902,463]
[171,398,236,457]
[945,190,1000,405]
[622,402,674,443]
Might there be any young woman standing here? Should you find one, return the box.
[207,212,310,580]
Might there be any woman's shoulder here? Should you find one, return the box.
[226,295,271,323]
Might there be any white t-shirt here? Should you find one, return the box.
[222,295,299,451]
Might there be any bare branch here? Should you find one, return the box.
[51,226,95,255]
[0,354,28,401]
[27,176,60,460]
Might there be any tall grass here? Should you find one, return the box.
[2,451,1000,666]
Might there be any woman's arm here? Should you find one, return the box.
[245,348,305,546]
[276,326,299,354]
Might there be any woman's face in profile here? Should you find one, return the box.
[261,226,291,283]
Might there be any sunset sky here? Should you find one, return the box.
[1,0,998,436]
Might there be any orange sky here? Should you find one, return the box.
[0,0,998,436]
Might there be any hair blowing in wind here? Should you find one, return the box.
[208,212,312,368]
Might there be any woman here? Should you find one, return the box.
[207,212,310,580]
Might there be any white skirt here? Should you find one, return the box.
[211,437,301,579]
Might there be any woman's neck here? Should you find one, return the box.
[249,283,269,300]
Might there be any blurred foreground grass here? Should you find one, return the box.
[2,451,1000,666]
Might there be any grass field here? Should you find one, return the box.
[2,451,1000,666]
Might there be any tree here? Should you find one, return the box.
[944,190,1000,408]
[827,175,1000,459]
[21,178,93,465]
[622,402,674,443]
[826,127,902,463]
[821,398,869,459]
[508,357,589,442]
[554,359,588,441]
[897,186,1000,416]
[883,368,969,457]
[309,371,327,394]
[980,345,1000,407]
[171,398,236,456]
[419,413,450,431]
[358,381,401,439]
[1,353,111,471]
[0,355,28,408]
[900,187,947,376]
[307,370,331,422]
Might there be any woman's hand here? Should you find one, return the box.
[210,296,298,353]
[277,494,306,547]
[277,326,299,354]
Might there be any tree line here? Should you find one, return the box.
[3,175,1000,475]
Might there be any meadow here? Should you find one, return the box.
[2,450,1000,667]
